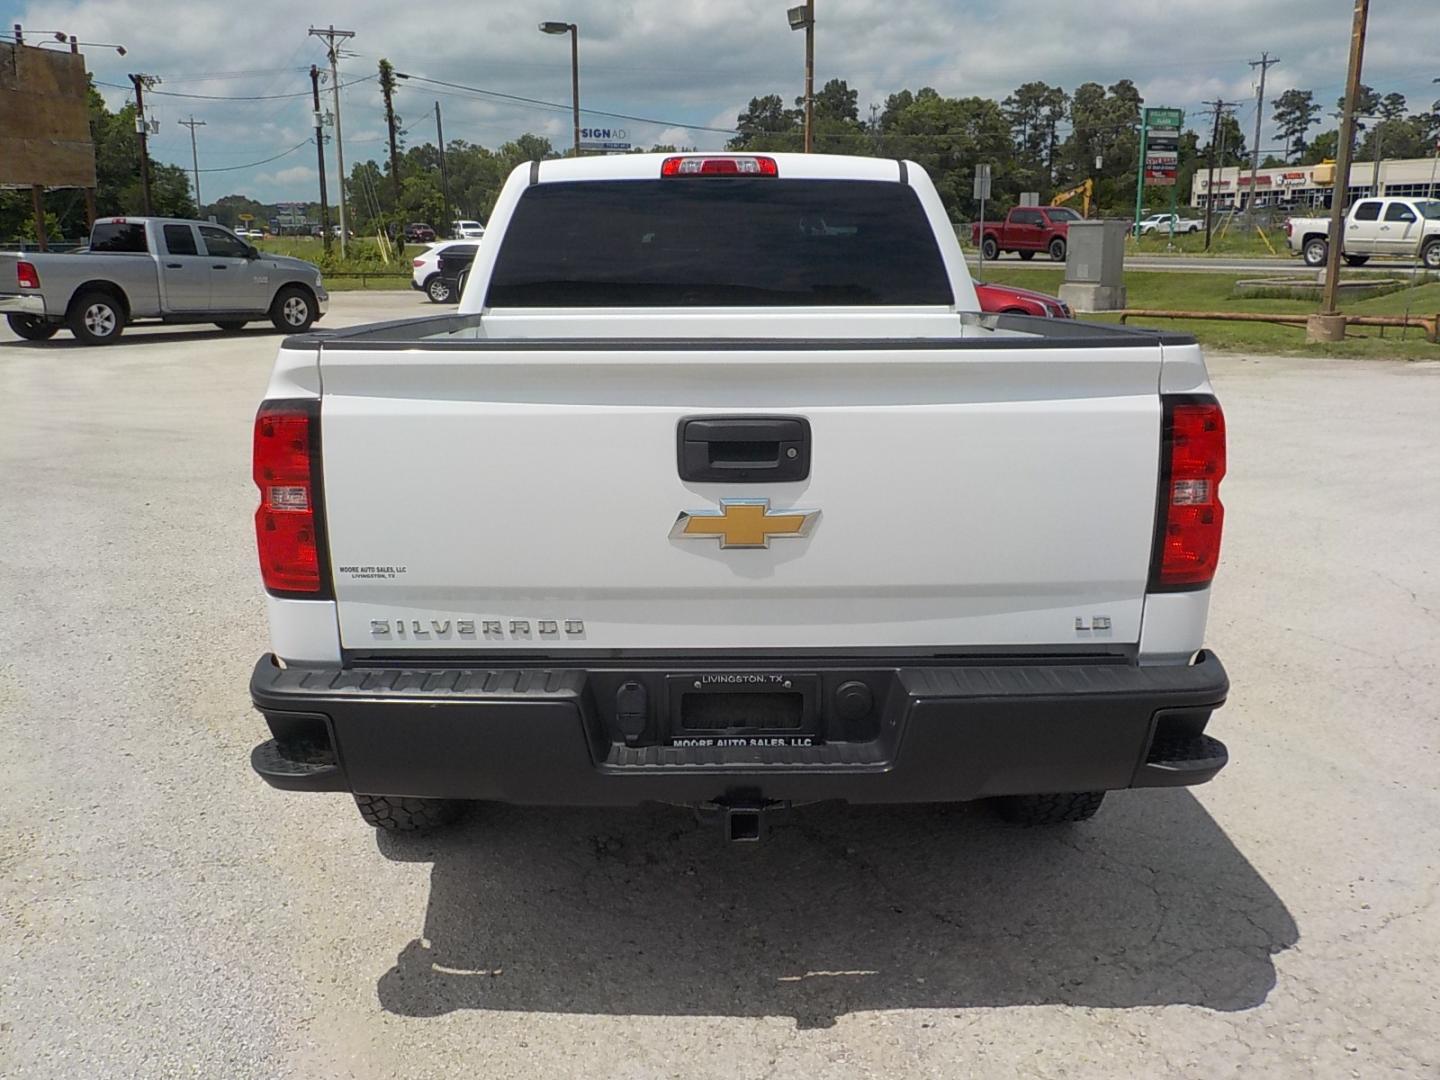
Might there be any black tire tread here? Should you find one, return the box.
[994,790,1105,826]
[354,794,463,832]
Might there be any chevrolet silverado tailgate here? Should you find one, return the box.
[316,336,1163,652]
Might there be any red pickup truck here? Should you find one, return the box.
[971,206,1081,262]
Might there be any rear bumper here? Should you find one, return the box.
[0,293,47,317]
[250,652,1229,805]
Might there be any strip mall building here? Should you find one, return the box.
[1190,155,1440,211]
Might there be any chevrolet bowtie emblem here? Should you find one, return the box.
[670,499,820,549]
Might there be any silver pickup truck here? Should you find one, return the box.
[1,217,327,345]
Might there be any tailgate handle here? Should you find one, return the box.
[678,416,810,483]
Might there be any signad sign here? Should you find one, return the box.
[580,127,631,153]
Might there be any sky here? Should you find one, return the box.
[10,0,1440,204]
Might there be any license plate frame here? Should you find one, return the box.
[664,672,822,747]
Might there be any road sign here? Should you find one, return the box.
[973,163,992,201]
[1145,107,1184,129]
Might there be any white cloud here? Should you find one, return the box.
[15,0,1439,199]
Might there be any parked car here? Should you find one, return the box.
[451,219,485,239]
[411,240,478,303]
[248,152,1229,839]
[1286,197,1440,268]
[1138,213,1202,235]
[974,280,1072,318]
[404,223,437,243]
[0,217,327,344]
[970,206,1079,261]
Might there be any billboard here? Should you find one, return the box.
[0,40,97,188]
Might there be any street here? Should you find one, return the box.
[2,292,1438,1078]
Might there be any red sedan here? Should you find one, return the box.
[974,280,1073,318]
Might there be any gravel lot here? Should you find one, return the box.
[2,293,1437,1078]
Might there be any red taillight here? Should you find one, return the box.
[1284,221,1293,238]
[661,155,778,177]
[1152,398,1226,589]
[412,258,424,268]
[253,400,328,596]
[17,261,40,289]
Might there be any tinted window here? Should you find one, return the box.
[487,179,952,307]
[1011,210,1042,226]
[1352,201,1381,221]
[200,226,249,258]
[1046,207,1081,221]
[90,222,148,253]
[162,224,198,255]
[1384,202,1416,222]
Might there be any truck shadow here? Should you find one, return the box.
[373,791,1295,1029]
[0,327,280,350]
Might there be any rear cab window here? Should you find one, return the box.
[162,224,198,255]
[90,222,148,253]
[486,179,952,307]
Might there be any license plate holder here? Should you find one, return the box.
[664,672,821,746]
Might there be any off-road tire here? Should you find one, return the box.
[214,320,248,332]
[425,275,453,303]
[6,313,59,340]
[270,285,316,333]
[993,791,1105,826]
[354,794,464,832]
[1303,237,1328,267]
[68,289,124,345]
[1048,237,1067,262]
[981,236,999,261]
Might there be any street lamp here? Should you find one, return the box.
[539,21,580,157]
[786,2,815,152]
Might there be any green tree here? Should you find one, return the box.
[1272,89,1321,161]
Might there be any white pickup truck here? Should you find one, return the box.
[1286,196,1440,268]
[248,153,1229,841]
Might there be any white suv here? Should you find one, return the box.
[410,239,478,303]
[451,219,485,239]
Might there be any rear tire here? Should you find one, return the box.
[1303,237,1328,267]
[993,791,1105,826]
[269,285,316,333]
[6,313,59,340]
[425,275,453,303]
[1018,250,1035,261]
[214,320,248,332]
[68,289,124,345]
[354,794,464,832]
[981,236,999,261]
[1048,237,1067,262]
[1422,239,1440,271]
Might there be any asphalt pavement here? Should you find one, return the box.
[2,293,1438,1078]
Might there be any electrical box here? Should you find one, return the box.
[1057,220,1129,312]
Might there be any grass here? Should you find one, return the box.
[981,268,1440,359]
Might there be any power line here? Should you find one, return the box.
[196,139,312,172]
[393,71,739,134]
[94,75,375,101]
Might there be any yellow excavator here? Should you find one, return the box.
[1051,178,1094,217]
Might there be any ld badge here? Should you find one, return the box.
[670,499,820,550]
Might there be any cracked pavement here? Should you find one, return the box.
[1,296,1437,1077]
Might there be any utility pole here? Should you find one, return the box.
[1321,0,1369,319]
[379,59,402,212]
[128,73,159,215]
[435,101,451,233]
[309,25,355,256]
[1246,52,1279,225]
[803,0,814,152]
[178,116,206,213]
[310,65,331,255]
[1201,100,1237,250]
